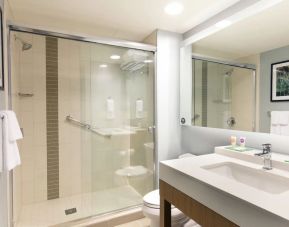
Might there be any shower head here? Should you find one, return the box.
[14,35,32,51]
[22,42,32,51]
[225,68,234,76]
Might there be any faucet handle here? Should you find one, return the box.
[262,143,272,153]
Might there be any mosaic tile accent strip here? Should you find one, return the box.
[202,61,208,127]
[46,36,59,200]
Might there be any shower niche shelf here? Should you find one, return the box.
[95,127,146,136]
[115,165,148,177]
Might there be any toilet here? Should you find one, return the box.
[143,189,192,227]
[143,153,200,227]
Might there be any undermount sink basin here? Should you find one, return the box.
[202,162,289,194]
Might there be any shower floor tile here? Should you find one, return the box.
[16,185,143,227]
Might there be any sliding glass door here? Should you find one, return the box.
[10,30,155,227]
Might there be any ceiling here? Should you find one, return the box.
[193,0,289,59]
[8,0,239,42]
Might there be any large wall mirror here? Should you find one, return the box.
[192,57,256,132]
[181,1,289,135]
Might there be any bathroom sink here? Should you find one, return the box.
[202,162,289,194]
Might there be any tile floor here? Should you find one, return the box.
[16,186,143,227]
[115,218,150,227]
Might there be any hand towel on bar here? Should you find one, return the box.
[280,125,289,136]
[278,111,289,126]
[279,111,289,136]
[0,111,23,172]
[270,111,280,125]
[270,111,281,135]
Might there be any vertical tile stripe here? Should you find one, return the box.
[46,37,59,200]
[202,61,208,127]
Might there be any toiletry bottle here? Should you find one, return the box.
[239,137,246,147]
[230,136,237,146]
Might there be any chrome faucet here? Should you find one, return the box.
[255,144,272,170]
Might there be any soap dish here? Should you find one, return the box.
[225,146,254,152]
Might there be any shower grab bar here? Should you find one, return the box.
[66,115,90,128]
[65,115,110,138]
[18,92,34,97]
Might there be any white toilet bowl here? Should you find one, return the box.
[142,153,200,227]
[143,190,191,227]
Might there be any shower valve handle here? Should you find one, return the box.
[148,126,156,134]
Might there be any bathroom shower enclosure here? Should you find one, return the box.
[8,25,156,227]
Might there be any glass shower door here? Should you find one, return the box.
[10,30,155,227]
[88,44,155,216]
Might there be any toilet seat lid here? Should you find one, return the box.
[143,190,160,207]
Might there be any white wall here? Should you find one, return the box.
[156,30,182,168]
[259,45,289,133]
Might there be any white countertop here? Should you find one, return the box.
[160,150,289,224]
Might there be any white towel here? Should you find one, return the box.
[270,111,281,135]
[136,99,143,119]
[270,111,280,125]
[279,112,289,135]
[270,111,289,135]
[0,111,23,172]
[270,124,281,135]
[280,125,289,136]
[279,111,289,126]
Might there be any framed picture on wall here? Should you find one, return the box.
[271,60,289,102]
[0,7,4,90]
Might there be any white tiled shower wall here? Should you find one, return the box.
[58,38,84,197]
[11,33,47,223]
[11,35,95,206]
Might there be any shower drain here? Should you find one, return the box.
[65,208,77,215]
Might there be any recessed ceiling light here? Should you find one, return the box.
[164,2,184,16]
[110,55,121,60]
[144,60,153,63]
[215,20,232,28]
[99,64,108,68]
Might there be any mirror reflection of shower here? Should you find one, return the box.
[14,35,32,51]
[193,58,255,131]
[223,68,233,103]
